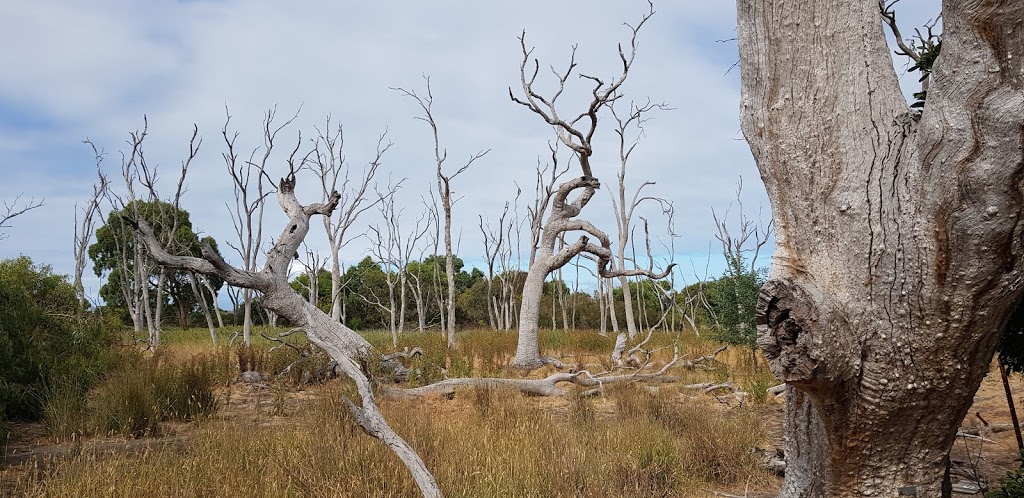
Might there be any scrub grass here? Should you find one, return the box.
[10,327,779,497]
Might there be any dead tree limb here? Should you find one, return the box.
[121,126,442,498]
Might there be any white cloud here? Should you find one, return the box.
[0,0,943,295]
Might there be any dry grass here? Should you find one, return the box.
[9,327,780,497]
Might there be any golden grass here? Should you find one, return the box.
[11,327,780,497]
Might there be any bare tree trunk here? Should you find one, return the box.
[738,0,1024,495]
[242,288,253,344]
[75,142,108,311]
[190,271,217,345]
[515,250,551,367]
[311,119,392,324]
[396,81,488,349]
[202,277,225,329]
[606,276,620,335]
[330,251,344,322]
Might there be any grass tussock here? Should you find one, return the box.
[42,351,228,439]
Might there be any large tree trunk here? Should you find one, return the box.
[242,287,253,345]
[513,252,552,369]
[738,0,1024,496]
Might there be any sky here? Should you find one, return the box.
[0,0,940,304]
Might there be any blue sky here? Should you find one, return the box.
[0,0,940,303]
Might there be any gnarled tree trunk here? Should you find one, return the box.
[738,0,1024,496]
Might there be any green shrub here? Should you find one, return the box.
[0,257,124,423]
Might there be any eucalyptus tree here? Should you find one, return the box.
[739,0,1024,495]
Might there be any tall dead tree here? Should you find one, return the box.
[310,118,391,324]
[479,203,510,331]
[223,107,291,345]
[75,141,109,310]
[396,80,488,348]
[526,144,569,267]
[366,187,428,347]
[738,0,1024,495]
[407,197,438,332]
[608,100,671,339]
[508,2,672,369]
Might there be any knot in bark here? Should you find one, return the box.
[756,279,826,387]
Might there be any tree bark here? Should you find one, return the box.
[514,249,552,368]
[738,0,1024,496]
[189,271,217,345]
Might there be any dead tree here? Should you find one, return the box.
[120,135,442,497]
[297,245,325,308]
[132,121,199,347]
[738,0,1024,495]
[310,117,392,324]
[608,100,671,339]
[395,79,489,349]
[223,107,291,345]
[407,197,438,332]
[75,141,109,310]
[508,2,673,369]
[202,275,225,328]
[189,271,218,345]
[526,143,570,267]
[366,188,428,347]
[479,203,510,330]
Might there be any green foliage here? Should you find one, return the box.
[89,200,222,329]
[700,255,766,350]
[0,257,123,421]
[290,268,333,313]
[908,39,941,109]
[986,449,1024,498]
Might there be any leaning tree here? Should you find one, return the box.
[739,0,1024,496]
[110,119,442,497]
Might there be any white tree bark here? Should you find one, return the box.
[189,271,217,345]
[202,276,225,328]
[311,119,391,324]
[738,0,1024,495]
[396,80,488,349]
[509,5,672,368]
[223,107,286,345]
[75,142,108,310]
